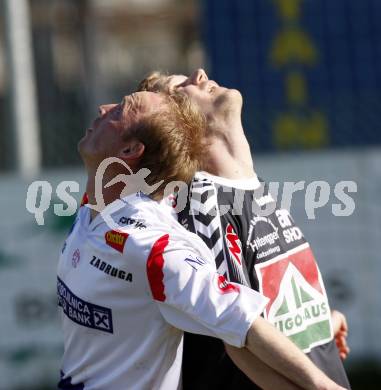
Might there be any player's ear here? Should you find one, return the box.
[118,139,145,162]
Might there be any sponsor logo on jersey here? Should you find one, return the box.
[90,255,133,282]
[247,216,281,259]
[215,274,240,294]
[72,249,80,268]
[225,224,243,266]
[255,244,333,352]
[57,277,113,333]
[282,226,303,244]
[105,230,129,253]
[275,209,303,244]
[118,216,147,230]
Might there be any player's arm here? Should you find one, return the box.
[225,343,303,390]
[147,235,346,390]
[245,316,348,390]
[146,233,266,345]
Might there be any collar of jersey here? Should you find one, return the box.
[81,191,152,231]
[195,171,261,190]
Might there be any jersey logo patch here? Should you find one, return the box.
[225,224,243,266]
[255,245,333,352]
[72,248,81,268]
[215,274,240,294]
[247,216,280,260]
[105,230,129,253]
[57,277,113,334]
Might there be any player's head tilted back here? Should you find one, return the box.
[138,69,243,136]
[138,70,253,178]
[78,90,206,199]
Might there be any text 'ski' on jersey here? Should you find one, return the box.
[57,192,268,390]
[179,171,350,389]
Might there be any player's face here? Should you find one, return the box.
[78,91,163,166]
[160,69,242,126]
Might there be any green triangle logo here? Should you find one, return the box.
[300,286,314,303]
[291,276,302,308]
[275,296,289,316]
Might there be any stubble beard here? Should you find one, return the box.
[206,89,242,134]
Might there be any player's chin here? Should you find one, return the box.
[224,88,243,106]
[217,88,242,112]
[77,138,94,160]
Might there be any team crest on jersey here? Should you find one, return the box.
[72,249,80,268]
[255,244,333,352]
[215,274,240,294]
[225,224,243,266]
[105,230,129,253]
[167,193,178,208]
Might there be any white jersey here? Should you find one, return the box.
[57,193,268,390]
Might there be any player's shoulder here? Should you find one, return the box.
[194,171,261,190]
[113,193,201,246]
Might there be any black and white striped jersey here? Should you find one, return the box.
[180,171,350,389]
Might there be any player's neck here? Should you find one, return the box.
[203,123,256,180]
[85,169,126,221]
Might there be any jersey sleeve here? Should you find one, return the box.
[182,177,251,286]
[146,233,268,348]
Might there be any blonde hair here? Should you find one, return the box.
[137,71,170,94]
[125,91,206,200]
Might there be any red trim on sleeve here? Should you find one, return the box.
[146,234,169,302]
[80,193,89,206]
